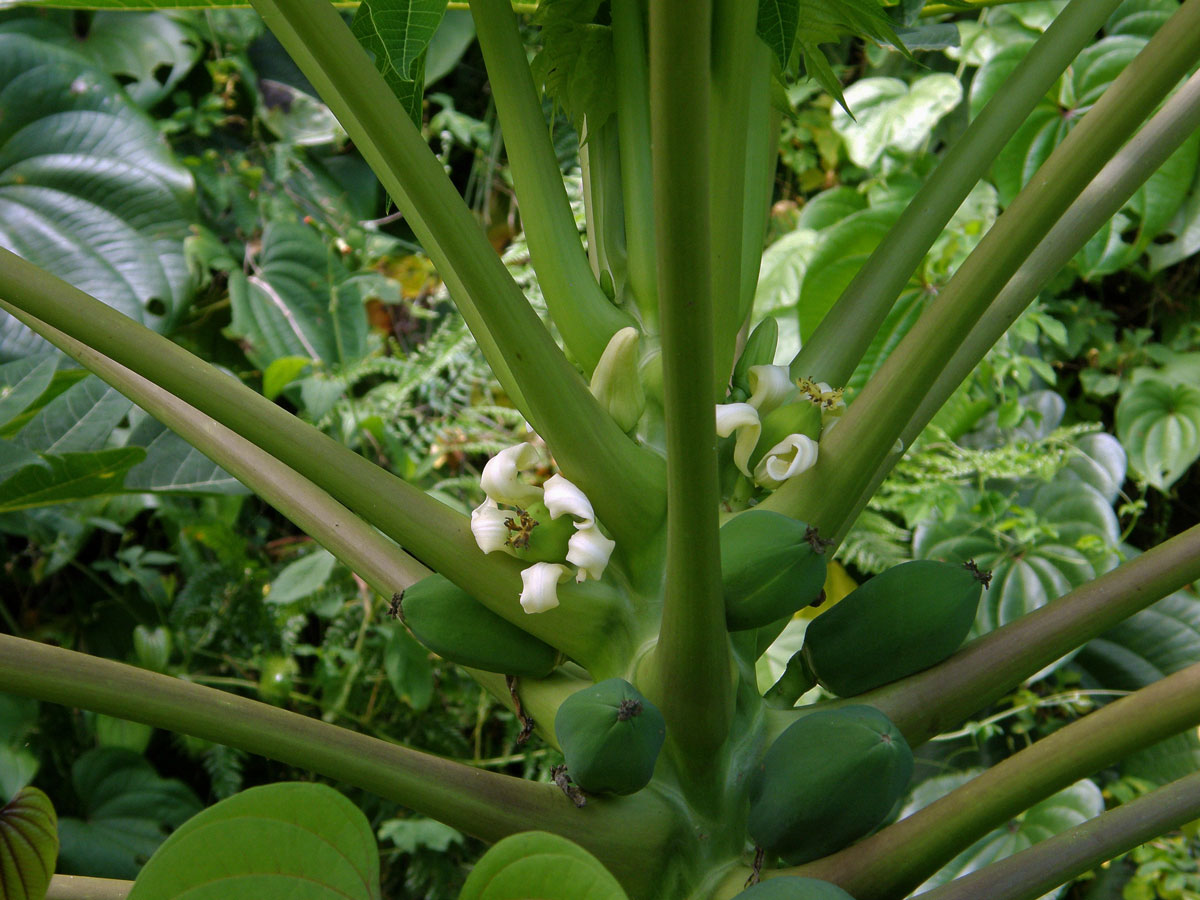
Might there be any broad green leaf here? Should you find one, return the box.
[129,782,381,900]
[425,10,475,86]
[0,697,40,801]
[754,228,821,320]
[1116,377,1200,491]
[58,748,202,879]
[459,831,629,900]
[0,32,194,360]
[265,548,338,605]
[123,417,249,495]
[383,626,434,712]
[1076,587,1200,784]
[794,186,868,231]
[1148,168,1200,273]
[0,355,57,428]
[263,356,313,401]
[904,773,1104,899]
[914,480,1120,644]
[14,377,132,454]
[93,714,155,754]
[0,785,58,900]
[0,745,39,804]
[352,0,447,126]
[226,222,371,370]
[1106,0,1179,38]
[530,21,616,134]
[831,74,962,169]
[0,448,145,513]
[1062,432,1127,504]
[0,368,91,438]
[757,0,800,69]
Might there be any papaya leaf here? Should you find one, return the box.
[903,773,1104,900]
[757,0,800,69]
[127,782,381,900]
[351,0,447,126]
[1076,587,1200,784]
[1115,377,1200,492]
[57,748,202,880]
[0,785,58,900]
[0,448,144,513]
[0,32,194,360]
[458,831,630,900]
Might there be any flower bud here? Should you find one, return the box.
[567,524,616,582]
[715,403,762,477]
[589,326,646,433]
[754,434,820,489]
[520,562,571,614]
[480,443,544,507]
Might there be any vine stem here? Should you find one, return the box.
[916,770,1200,900]
[642,0,733,794]
[788,0,1124,388]
[764,0,1200,532]
[0,635,676,897]
[788,660,1200,899]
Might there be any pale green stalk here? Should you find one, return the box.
[901,69,1200,452]
[0,635,675,897]
[643,0,733,787]
[611,0,658,330]
[709,0,760,397]
[250,0,667,541]
[764,1,1200,532]
[4,305,430,599]
[469,0,636,373]
[916,770,1200,900]
[790,661,1200,899]
[789,0,1126,387]
[46,877,130,900]
[0,285,620,670]
[738,48,776,327]
[580,117,630,301]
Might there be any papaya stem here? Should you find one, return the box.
[790,661,1200,899]
[642,0,734,795]
[0,636,676,897]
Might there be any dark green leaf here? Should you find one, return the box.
[128,782,381,900]
[458,831,629,900]
[352,0,448,126]
[123,417,248,495]
[384,626,434,712]
[0,448,144,513]
[1116,377,1200,492]
[0,785,58,900]
[757,0,800,69]
[0,355,57,428]
[14,377,132,454]
[265,548,337,605]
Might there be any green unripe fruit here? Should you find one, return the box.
[732,317,780,400]
[732,877,858,899]
[258,655,299,705]
[555,678,666,795]
[802,559,989,697]
[750,401,823,471]
[721,510,828,631]
[748,706,913,864]
[401,574,559,678]
[133,624,172,673]
[508,500,577,564]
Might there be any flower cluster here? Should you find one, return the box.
[471,443,615,614]
[715,366,844,490]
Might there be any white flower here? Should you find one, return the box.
[753,433,820,489]
[520,562,571,613]
[541,473,595,528]
[470,499,516,555]
[715,403,762,477]
[567,525,616,582]
[747,365,793,416]
[480,442,544,507]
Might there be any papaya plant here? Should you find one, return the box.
[2,1,1200,899]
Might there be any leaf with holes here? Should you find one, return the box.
[1116,377,1200,492]
[0,31,194,360]
[0,786,58,900]
[128,782,381,900]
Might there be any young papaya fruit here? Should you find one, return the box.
[400,574,559,678]
[732,877,857,899]
[554,678,666,795]
[747,705,913,864]
[721,510,828,632]
[801,559,990,697]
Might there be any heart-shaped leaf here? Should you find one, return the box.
[128,782,381,900]
[0,785,58,900]
[0,31,194,360]
[1116,377,1200,492]
[57,748,202,879]
[459,831,629,900]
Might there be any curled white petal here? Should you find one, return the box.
[715,403,761,477]
[567,524,616,582]
[753,434,820,489]
[471,499,515,555]
[542,473,595,528]
[480,442,544,507]
[747,365,793,416]
[520,562,571,613]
